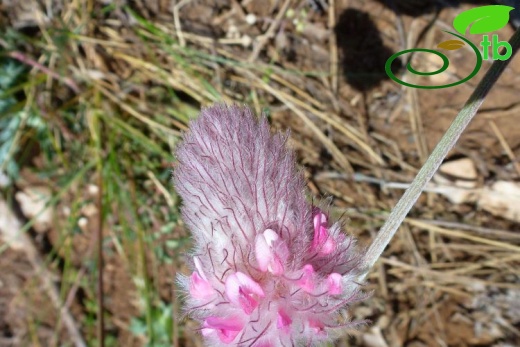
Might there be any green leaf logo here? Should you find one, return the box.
[453,5,514,35]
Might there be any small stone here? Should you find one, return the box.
[62,206,71,216]
[241,35,252,47]
[87,184,99,196]
[0,170,10,187]
[439,158,477,180]
[15,186,53,233]
[78,217,88,231]
[245,13,256,25]
[82,203,98,217]
[362,326,389,347]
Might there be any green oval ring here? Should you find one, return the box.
[407,49,449,76]
[385,31,483,89]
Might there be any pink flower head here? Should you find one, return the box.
[174,104,365,346]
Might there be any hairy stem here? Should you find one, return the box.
[362,26,520,277]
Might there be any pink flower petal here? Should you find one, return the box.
[263,228,279,244]
[189,271,214,299]
[203,316,243,343]
[267,256,284,275]
[255,229,287,275]
[327,273,342,295]
[255,231,273,272]
[309,319,326,335]
[225,272,265,314]
[276,309,292,333]
[312,212,336,256]
[320,236,336,255]
[313,212,328,230]
[297,264,316,293]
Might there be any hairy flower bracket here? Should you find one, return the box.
[326,273,342,295]
[174,104,365,346]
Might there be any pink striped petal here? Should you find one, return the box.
[255,230,276,272]
[313,212,328,230]
[297,264,316,293]
[203,316,243,343]
[312,212,336,255]
[225,272,265,314]
[276,309,292,333]
[189,271,214,299]
[255,229,288,275]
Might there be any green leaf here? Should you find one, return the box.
[453,5,514,35]
[437,39,465,50]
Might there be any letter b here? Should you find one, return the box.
[492,35,512,61]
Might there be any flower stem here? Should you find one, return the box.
[361,26,520,278]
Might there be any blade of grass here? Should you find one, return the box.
[99,112,171,157]
[87,103,105,347]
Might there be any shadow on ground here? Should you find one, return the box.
[335,8,402,91]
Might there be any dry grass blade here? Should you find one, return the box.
[444,253,520,275]
[416,219,520,241]
[241,69,354,173]
[381,257,520,290]
[94,83,181,137]
[248,0,293,62]
[406,218,520,253]
[173,0,193,47]
[488,119,520,177]
[244,72,384,166]
[111,53,210,103]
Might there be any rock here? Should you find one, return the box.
[15,186,53,233]
[363,326,389,347]
[478,181,520,222]
[0,199,24,250]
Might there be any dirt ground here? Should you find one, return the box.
[0,0,519,346]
